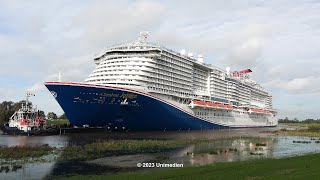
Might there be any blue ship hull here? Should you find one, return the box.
[45,82,274,131]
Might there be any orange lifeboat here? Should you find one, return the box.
[225,105,233,109]
[249,108,269,114]
[217,104,224,108]
[193,100,234,109]
[194,100,206,106]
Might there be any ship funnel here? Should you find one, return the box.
[197,54,204,63]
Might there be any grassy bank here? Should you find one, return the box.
[0,140,182,162]
[273,129,320,137]
[60,139,189,161]
[282,123,320,127]
[268,123,320,137]
[64,153,320,180]
[46,119,70,125]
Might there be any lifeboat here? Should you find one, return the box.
[191,100,233,109]
[224,105,233,109]
[194,100,206,106]
[249,108,270,114]
[205,102,215,106]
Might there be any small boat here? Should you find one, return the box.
[1,92,60,136]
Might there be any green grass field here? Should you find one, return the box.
[64,153,320,180]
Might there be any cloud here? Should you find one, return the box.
[0,88,20,102]
[222,36,266,67]
[218,24,271,68]
[1,0,178,114]
[267,64,293,78]
[280,76,320,94]
[71,0,166,50]
[27,83,45,93]
[264,76,320,94]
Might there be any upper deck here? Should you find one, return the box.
[85,32,273,109]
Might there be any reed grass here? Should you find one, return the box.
[0,144,55,160]
[59,140,186,161]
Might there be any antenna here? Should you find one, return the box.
[197,54,204,63]
[226,67,230,76]
[58,71,62,82]
[187,52,193,58]
[26,91,35,105]
[138,31,149,42]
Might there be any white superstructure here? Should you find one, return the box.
[84,32,277,127]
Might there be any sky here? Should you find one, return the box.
[0,0,319,119]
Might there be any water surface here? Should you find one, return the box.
[1,127,320,179]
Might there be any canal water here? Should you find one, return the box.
[1,127,320,179]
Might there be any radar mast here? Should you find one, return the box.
[138,31,149,42]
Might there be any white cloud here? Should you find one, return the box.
[71,0,166,50]
[281,76,320,94]
[264,76,320,94]
[223,36,266,67]
[27,83,45,93]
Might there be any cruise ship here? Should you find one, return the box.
[45,32,277,130]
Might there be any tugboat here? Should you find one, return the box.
[1,92,60,135]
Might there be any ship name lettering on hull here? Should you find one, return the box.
[100,93,137,99]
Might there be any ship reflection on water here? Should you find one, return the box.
[171,138,276,166]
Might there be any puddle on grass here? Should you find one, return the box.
[0,162,55,180]
[0,153,60,180]
[166,136,320,166]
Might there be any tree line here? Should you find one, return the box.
[278,117,320,124]
[0,101,66,125]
